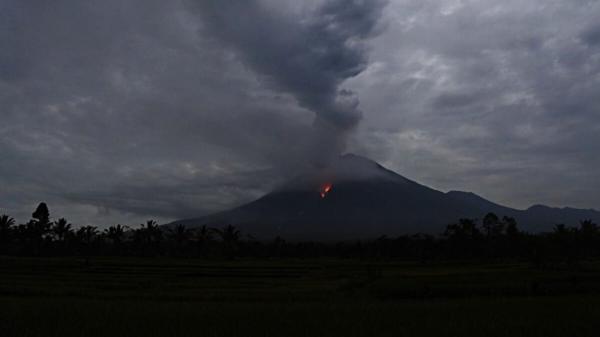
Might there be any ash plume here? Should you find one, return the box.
[192,0,387,164]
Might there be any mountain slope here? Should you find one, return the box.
[173,154,600,239]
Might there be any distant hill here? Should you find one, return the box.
[172,154,600,240]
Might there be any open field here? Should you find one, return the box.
[1,257,600,336]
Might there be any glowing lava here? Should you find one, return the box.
[320,183,333,198]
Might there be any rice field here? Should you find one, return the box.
[1,257,599,336]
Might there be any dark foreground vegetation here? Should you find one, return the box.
[2,203,600,264]
[2,203,600,336]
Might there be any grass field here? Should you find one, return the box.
[1,257,599,336]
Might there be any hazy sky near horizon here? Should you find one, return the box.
[2,0,600,226]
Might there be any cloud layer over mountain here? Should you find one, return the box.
[1,0,599,226]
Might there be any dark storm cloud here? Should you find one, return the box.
[581,23,600,46]
[192,0,386,159]
[432,92,487,109]
[1,0,600,226]
[350,0,600,210]
[0,0,318,225]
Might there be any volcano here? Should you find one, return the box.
[173,154,600,240]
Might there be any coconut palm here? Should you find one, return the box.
[104,224,127,245]
[213,225,240,244]
[578,219,599,257]
[52,218,73,242]
[0,215,15,251]
[0,214,15,240]
[76,226,98,246]
[193,225,213,256]
[212,225,241,258]
[168,224,191,245]
[75,225,98,265]
[49,218,73,255]
[144,220,163,243]
[168,224,189,242]
[134,220,163,255]
[579,219,598,236]
[167,224,191,256]
[103,224,128,255]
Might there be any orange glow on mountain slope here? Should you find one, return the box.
[320,183,333,198]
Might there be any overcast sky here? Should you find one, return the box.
[2,0,600,226]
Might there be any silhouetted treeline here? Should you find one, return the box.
[1,203,599,264]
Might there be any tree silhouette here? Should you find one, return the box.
[19,203,54,255]
[168,224,191,256]
[445,218,481,240]
[1,202,600,261]
[482,212,502,238]
[551,223,579,265]
[193,225,213,256]
[104,224,127,245]
[0,214,15,252]
[213,225,241,259]
[76,226,98,247]
[32,202,51,238]
[52,218,73,242]
[578,219,598,257]
[444,218,482,257]
[32,203,51,236]
[32,203,50,223]
[169,224,190,245]
[51,218,73,255]
[503,216,519,238]
[579,219,598,236]
[134,220,163,256]
[104,224,128,255]
[75,226,98,265]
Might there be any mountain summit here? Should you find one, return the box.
[277,154,411,191]
[173,154,600,240]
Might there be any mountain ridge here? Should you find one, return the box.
[171,154,600,240]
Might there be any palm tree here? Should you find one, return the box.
[22,218,50,256]
[193,225,212,256]
[579,219,598,236]
[104,224,127,245]
[75,226,98,265]
[552,224,571,236]
[169,224,190,245]
[168,224,189,243]
[579,219,598,257]
[103,224,128,255]
[0,214,15,229]
[167,224,191,256]
[50,218,73,255]
[444,218,482,258]
[551,223,579,263]
[134,220,163,255]
[213,225,240,243]
[52,218,73,242]
[144,220,163,244]
[76,226,98,246]
[212,225,241,258]
[0,215,15,251]
[0,214,15,238]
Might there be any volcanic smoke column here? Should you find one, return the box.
[193,0,387,163]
